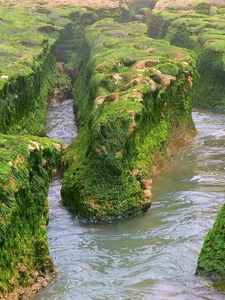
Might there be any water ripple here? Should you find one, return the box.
[35,109,225,299]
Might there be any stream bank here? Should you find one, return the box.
[1,1,225,297]
[61,18,197,222]
[34,109,225,300]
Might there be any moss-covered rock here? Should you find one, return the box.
[128,0,157,21]
[0,4,126,296]
[195,2,211,14]
[147,9,225,110]
[148,8,225,279]
[196,204,225,280]
[0,135,61,295]
[0,5,73,136]
[0,3,123,136]
[61,19,196,222]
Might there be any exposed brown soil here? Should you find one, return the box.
[155,0,225,10]
[2,0,225,11]
[0,0,120,9]
[210,0,225,7]
[0,272,58,300]
[155,0,198,10]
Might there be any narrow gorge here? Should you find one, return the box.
[0,0,225,299]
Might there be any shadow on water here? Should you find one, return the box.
[36,105,225,299]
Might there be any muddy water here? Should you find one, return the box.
[37,106,225,300]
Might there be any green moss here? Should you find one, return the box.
[148,5,225,281]
[0,135,61,295]
[195,2,211,15]
[0,1,105,136]
[61,19,196,222]
[196,204,225,280]
[0,4,128,296]
[0,4,88,136]
[0,5,64,135]
[128,0,157,20]
[147,10,225,111]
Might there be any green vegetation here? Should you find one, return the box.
[127,0,157,21]
[61,19,196,222]
[0,4,123,296]
[0,135,61,295]
[197,204,225,280]
[0,4,70,297]
[0,5,65,135]
[148,5,225,280]
[147,6,225,110]
[146,1,225,284]
[0,1,210,295]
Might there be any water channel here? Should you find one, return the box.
[35,97,225,299]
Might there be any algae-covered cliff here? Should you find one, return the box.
[0,2,123,297]
[146,0,225,285]
[147,4,225,110]
[1,0,223,297]
[0,136,61,295]
[0,4,74,136]
[0,4,68,297]
[61,19,196,222]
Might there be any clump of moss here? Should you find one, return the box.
[61,19,196,222]
[0,4,128,296]
[0,134,61,295]
[0,4,123,136]
[196,204,225,280]
[147,9,225,110]
[195,2,211,14]
[128,0,157,21]
[0,4,79,136]
[149,4,225,282]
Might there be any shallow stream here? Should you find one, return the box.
[36,98,225,299]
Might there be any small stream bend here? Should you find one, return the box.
[36,99,225,299]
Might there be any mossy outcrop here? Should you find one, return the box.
[0,0,205,295]
[0,135,61,295]
[0,4,123,297]
[0,5,73,136]
[143,0,225,287]
[196,204,225,280]
[147,7,225,110]
[0,4,70,297]
[126,0,157,21]
[61,19,196,222]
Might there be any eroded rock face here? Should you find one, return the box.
[0,5,83,297]
[146,1,225,281]
[61,19,197,222]
[147,7,225,111]
[0,135,61,296]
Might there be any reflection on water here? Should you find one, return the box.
[36,109,225,300]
